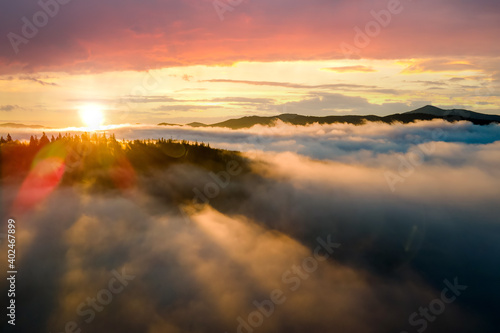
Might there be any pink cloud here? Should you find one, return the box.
[0,0,499,74]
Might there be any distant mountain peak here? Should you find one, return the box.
[404,105,500,122]
[0,122,47,129]
[410,105,445,114]
[157,105,500,129]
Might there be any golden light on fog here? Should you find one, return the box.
[79,104,105,130]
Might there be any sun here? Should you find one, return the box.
[79,104,105,130]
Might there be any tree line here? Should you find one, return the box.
[0,132,245,189]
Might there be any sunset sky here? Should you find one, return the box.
[1,0,499,127]
[2,2,500,332]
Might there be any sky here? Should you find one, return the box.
[2,2,500,331]
[1,0,500,127]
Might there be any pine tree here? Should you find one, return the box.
[29,135,38,147]
[39,132,50,146]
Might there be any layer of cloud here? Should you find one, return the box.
[1,120,499,332]
[202,79,380,90]
[0,74,58,86]
[0,104,20,112]
[1,0,499,74]
[3,119,500,159]
[402,59,479,73]
[322,65,376,73]
[153,104,220,112]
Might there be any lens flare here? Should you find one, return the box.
[12,141,67,214]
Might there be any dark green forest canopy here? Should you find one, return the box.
[0,132,248,189]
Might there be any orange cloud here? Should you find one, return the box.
[401,59,479,74]
[322,65,376,73]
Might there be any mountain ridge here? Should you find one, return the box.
[158,105,500,129]
[0,123,48,129]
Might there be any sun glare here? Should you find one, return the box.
[79,104,105,130]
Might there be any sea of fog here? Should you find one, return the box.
[1,120,499,333]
